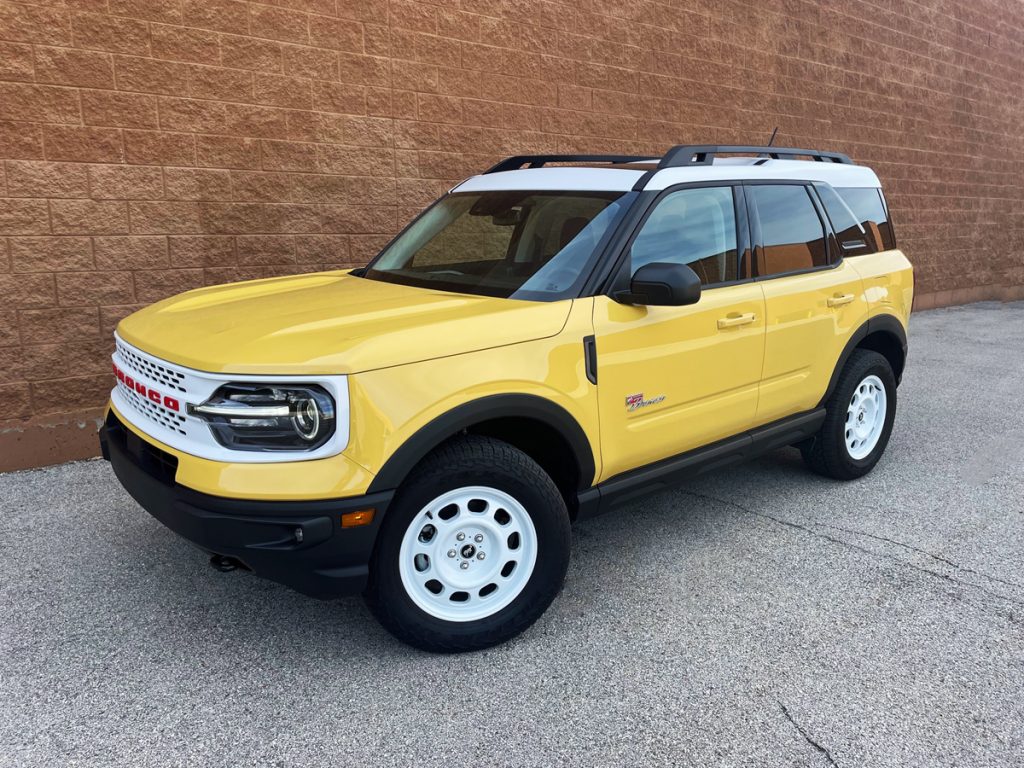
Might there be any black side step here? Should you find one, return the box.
[575,408,825,520]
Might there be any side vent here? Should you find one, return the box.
[583,335,598,385]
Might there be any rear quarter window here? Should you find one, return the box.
[816,184,874,255]
[835,187,896,251]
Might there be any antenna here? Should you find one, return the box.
[767,127,779,146]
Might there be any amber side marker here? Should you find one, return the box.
[341,509,375,528]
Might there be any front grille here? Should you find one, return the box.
[115,339,186,393]
[120,384,188,435]
[113,338,192,440]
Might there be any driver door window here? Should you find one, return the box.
[630,186,739,286]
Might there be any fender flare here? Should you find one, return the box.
[820,313,908,406]
[366,393,596,494]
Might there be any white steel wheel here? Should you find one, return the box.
[845,374,887,460]
[398,486,538,623]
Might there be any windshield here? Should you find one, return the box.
[362,190,634,300]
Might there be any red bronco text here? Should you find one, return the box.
[112,362,181,412]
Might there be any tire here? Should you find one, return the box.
[364,435,571,653]
[801,349,897,480]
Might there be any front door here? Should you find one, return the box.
[592,185,766,481]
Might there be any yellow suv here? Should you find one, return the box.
[100,145,912,652]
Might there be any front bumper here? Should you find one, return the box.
[100,411,392,598]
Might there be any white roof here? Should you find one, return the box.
[646,158,881,189]
[455,167,644,193]
[453,157,881,194]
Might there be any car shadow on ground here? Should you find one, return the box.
[76,445,820,660]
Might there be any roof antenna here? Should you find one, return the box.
[754,127,779,165]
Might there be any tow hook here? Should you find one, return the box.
[210,554,245,572]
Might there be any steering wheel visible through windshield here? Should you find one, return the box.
[361,190,634,301]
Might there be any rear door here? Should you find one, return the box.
[746,182,869,424]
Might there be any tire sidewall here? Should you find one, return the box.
[836,353,898,473]
[369,447,569,644]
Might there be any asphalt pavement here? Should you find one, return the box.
[2,301,1023,767]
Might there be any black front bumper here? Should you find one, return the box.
[100,412,392,599]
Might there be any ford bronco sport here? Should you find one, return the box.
[100,144,912,653]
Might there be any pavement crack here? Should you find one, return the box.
[816,522,1024,592]
[679,490,1024,608]
[779,701,838,767]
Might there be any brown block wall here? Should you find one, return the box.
[1,0,1023,470]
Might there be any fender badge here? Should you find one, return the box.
[626,393,665,411]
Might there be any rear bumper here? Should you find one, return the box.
[100,412,392,599]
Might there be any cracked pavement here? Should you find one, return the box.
[2,301,1023,766]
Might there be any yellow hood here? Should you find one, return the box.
[117,271,573,375]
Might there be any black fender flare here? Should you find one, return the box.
[819,313,908,406]
[366,394,596,494]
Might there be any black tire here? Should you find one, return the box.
[801,349,897,480]
[364,435,571,653]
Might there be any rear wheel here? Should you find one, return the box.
[802,349,897,480]
[364,435,570,653]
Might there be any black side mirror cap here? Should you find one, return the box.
[614,262,702,306]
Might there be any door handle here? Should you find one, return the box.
[827,293,855,308]
[717,312,756,329]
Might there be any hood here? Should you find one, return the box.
[117,271,572,375]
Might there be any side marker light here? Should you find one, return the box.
[342,509,375,528]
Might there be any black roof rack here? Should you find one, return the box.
[658,145,852,167]
[484,154,658,174]
[483,145,852,174]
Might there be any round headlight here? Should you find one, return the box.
[292,397,320,441]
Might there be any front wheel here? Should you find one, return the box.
[364,436,570,653]
[802,349,897,480]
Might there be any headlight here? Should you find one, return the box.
[189,384,336,451]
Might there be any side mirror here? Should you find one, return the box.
[615,262,702,306]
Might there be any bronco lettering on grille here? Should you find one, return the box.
[113,362,181,412]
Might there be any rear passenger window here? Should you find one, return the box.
[835,187,896,251]
[630,186,738,285]
[749,185,827,276]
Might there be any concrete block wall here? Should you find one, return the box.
[0,0,1021,469]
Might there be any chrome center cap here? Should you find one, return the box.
[460,544,476,559]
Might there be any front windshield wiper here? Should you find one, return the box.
[425,269,466,277]
[377,268,469,282]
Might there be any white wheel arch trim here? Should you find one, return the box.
[398,486,538,623]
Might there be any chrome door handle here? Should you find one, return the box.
[827,293,855,308]
[717,312,756,329]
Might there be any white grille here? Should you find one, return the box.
[120,384,188,435]
[113,338,194,443]
[116,338,186,393]
[110,333,349,463]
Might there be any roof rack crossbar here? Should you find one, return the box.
[659,145,852,167]
[484,154,657,174]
